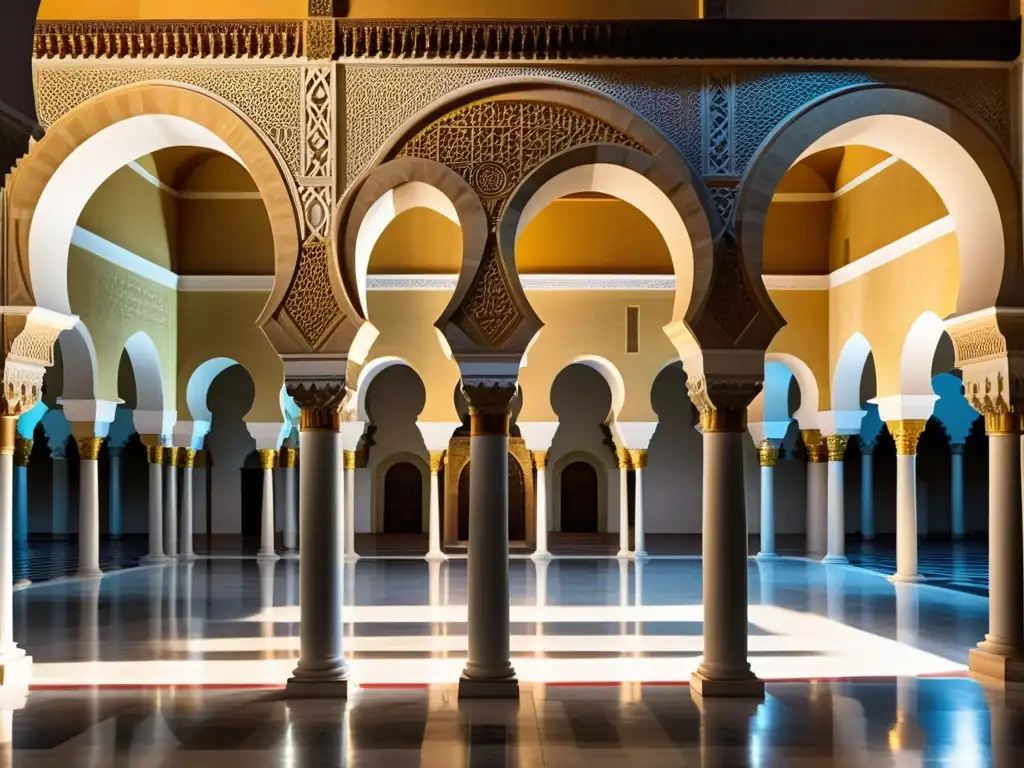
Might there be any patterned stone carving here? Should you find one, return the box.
[703,69,734,175]
[346,65,702,184]
[34,21,304,59]
[34,65,304,176]
[705,233,758,342]
[302,67,333,178]
[687,373,762,432]
[299,183,332,238]
[286,381,348,430]
[282,236,344,349]
[98,274,171,328]
[308,0,332,15]
[708,185,737,226]
[948,317,1009,366]
[454,246,524,349]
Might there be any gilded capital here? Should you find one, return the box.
[286,381,348,432]
[825,434,850,463]
[281,447,298,469]
[429,450,445,473]
[258,448,278,470]
[463,380,517,437]
[616,446,630,469]
[531,450,548,471]
[627,449,648,470]
[76,436,103,461]
[757,440,779,468]
[343,449,358,471]
[13,437,32,468]
[686,374,760,433]
[801,430,826,463]
[887,420,928,456]
[146,445,164,465]
[182,448,197,469]
[164,446,180,467]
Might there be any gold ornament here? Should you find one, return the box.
[627,449,648,470]
[146,445,164,465]
[887,420,928,456]
[757,441,779,468]
[532,450,548,471]
[429,451,445,473]
[258,449,278,470]
[164,447,179,467]
[13,437,32,468]
[616,446,630,469]
[182,449,197,469]
[343,450,358,471]
[76,436,103,461]
[801,430,826,464]
[826,435,850,463]
[0,417,16,456]
[281,447,298,469]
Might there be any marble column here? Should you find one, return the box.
[286,386,350,697]
[107,446,123,540]
[969,411,1024,680]
[690,385,763,698]
[823,434,850,565]
[281,448,298,554]
[0,415,30,683]
[756,441,779,560]
[802,430,827,558]
[531,451,550,559]
[180,449,196,560]
[12,438,30,550]
[50,446,68,540]
[258,448,279,561]
[142,444,165,563]
[343,450,358,560]
[950,442,965,540]
[163,447,178,559]
[616,448,631,558]
[860,441,875,541]
[427,450,446,561]
[887,420,927,582]
[76,436,102,577]
[629,449,648,558]
[459,381,518,699]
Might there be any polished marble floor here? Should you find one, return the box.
[12,535,148,585]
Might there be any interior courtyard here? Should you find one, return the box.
[0,0,1023,764]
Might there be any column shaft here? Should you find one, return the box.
[888,420,926,582]
[616,450,630,558]
[343,451,357,559]
[281,449,298,552]
[51,456,68,540]
[258,449,278,560]
[0,419,16,654]
[756,442,778,559]
[180,449,196,559]
[803,430,827,557]
[108,448,122,540]
[12,465,27,549]
[145,446,164,561]
[860,449,874,540]
[532,451,549,559]
[427,451,444,560]
[163,448,178,559]
[824,435,850,564]
[951,444,965,540]
[630,450,648,558]
[76,437,102,577]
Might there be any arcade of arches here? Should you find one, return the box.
[2,4,1024,709]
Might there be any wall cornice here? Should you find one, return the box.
[33,18,1020,63]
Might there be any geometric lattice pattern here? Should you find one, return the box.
[282,236,344,349]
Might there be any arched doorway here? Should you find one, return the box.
[383,462,424,534]
[560,461,599,533]
[457,454,527,542]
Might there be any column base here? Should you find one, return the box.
[0,648,31,689]
[969,647,1024,682]
[458,675,520,700]
[888,573,926,584]
[141,554,168,564]
[634,550,649,560]
[282,549,299,560]
[616,549,634,560]
[345,553,361,562]
[425,551,448,563]
[755,552,780,562]
[285,678,349,698]
[822,555,849,565]
[77,567,103,578]
[530,550,552,561]
[179,553,198,562]
[257,551,280,562]
[12,580,30,590]
[690,670,765,699]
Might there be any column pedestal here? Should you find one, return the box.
[426,451,446,561]
[343,451,358,561]
[76,437,102,577]
[615,449,631,559]
[887,421,926,583]
[0,417,31,687]
[755,442,778,561]
[823,435,850,565]
[257,449,279,561]
[163,448,178,560]
[860,446,874,541]
[180,449,196,561]
[459,383,518,700]
[108,446,123,540]
[286,398,350,698]
[951,443,965,540]
[281,448,298,556]
[141,445,166,563]
[970,416,1024,681]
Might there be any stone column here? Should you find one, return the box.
[427,450,446,561]
[50,446,68,541]
[343,450,358,560]
[969,409,1024,680]
[258,448,279,561]
[616,447,631,559]
[107,446,123,541]
[823,435,850,565]
[950,442,965,540]
[756,441,779,560]
[12,438,30,550]
[75,436,103,577]
[142,444,165,563]
[531,451,550,559]
[179,449,196,560]
[459,381,518,699]
[860,441,874,541]
[0,414,29,682]
[802,430,827,558]
[281,448,298,555]
[163,447,178,559]
[286,383,350,697]
[629,450,648,558]
[887,420,927,582]
[688,376,764,698]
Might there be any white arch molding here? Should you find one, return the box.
[123,331,166,413]
[29,114,242,315]
[56,322,100,401]
[371,451,431,534]
[765,353,821,428]
[186,357,243,429]
[564,355,627,422]
[551,450,610,534]
[832,334,874,413]
[900,312,947,397]
[355,356,426,422]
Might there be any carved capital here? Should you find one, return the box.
[826,434,850,463]
[164,446,179,467]
[463,380,517,437]
[76,436,103,461]
[146,445,164,465]
[343,449,358,471]
[757,440,779,468]
[13,437,32,468]
[287,381,348,431]
[531,450,547,471]
[429,450,445,473]
[182,448,197,469]
[950,443,966,456]
[887,420,928,456]
[627,449,648,470]
[1,362,44,418]
[801,430,826,463]
[281,447,298,469]
[949,309,1024,435]
[687,374,761,433]
[258,448,278,470]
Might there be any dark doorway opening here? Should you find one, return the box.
[383,462,423,534]
[561,461,599,533]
